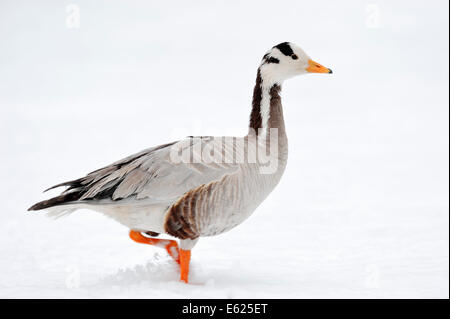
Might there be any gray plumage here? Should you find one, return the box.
[29,42,330,244]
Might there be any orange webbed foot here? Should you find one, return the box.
[129,231,194,283]
[129,230,180,264]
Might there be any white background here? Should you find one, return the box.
[0,0,448,298]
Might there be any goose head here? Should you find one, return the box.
[259,42,332,84]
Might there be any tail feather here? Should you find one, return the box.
[28,191,82,211]
[43,176,91,193]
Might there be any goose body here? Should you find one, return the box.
[29,42,332,282]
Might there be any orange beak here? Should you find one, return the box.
[306,59,333,74]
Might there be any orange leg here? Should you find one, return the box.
[129,230,180,264]
[179,249,191,283]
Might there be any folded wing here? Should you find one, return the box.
[29,136,241,211]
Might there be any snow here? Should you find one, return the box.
[0,0,448,298]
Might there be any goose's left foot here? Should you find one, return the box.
[129,230,194,283]
[129,230,180,264]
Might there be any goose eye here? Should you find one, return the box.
[291,54,298,60]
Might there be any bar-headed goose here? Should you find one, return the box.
[29,42,332,283]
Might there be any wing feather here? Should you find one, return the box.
[36,137,241,209]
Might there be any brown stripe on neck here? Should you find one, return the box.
[249,69,284,134]
[249,69,263,131]
[267,83,284,131]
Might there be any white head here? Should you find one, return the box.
[259,42,332,85]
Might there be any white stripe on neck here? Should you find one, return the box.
[259,84,272,133]
[258,64,282,134]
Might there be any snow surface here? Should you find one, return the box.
[0,0,448,298]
